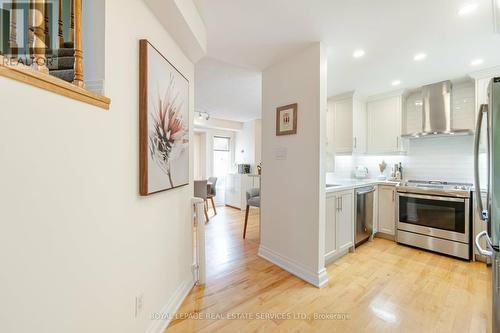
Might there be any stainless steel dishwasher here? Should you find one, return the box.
[355,186,375,247]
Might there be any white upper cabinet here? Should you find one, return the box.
[352,98,367,154]
[367,93,404,154]
[333,98,353,153]
[471,69,500,155]
[328,92,366,155]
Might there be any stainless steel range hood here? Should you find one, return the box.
[402,80,473,138]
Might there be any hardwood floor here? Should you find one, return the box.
[166,207,491,333]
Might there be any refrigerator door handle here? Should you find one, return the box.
[474,104,489,221]
[475,230,493,257]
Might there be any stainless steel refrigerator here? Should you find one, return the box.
[474,77,500,332]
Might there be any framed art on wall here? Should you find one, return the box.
[139,39,189,195]
[276,103,298,136]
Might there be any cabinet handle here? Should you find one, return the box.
[354,137,357,149]
[392,190,395,202]
[396,136,399,149]
[340,197,343,212]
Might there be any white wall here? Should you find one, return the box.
[83,0,106,94]
[193,132,203,180]
[259,43,328,287]
[255,119,262,164]
[0,0,202,332]
[234,119,262,172]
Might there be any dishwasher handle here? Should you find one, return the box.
[357,188,375,195]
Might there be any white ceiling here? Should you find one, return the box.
[194,0,500,118]
[195,58,262,122]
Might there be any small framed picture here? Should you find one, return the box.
[276,103,298,136]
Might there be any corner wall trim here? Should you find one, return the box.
[258,245,328,288]
[146,277,195,333]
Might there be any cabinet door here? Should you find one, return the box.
[367,96,402,153]
[334,98,353,153]
[378,185,396,235]
[325,195,338,258]
[352,99,366,153]
[337,191,353,252]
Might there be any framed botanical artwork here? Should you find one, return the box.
[139,39,189,196]
[276,103,298,136]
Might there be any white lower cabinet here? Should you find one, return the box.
[325,190,354,263]
[225,174,260,209]
[377,185,396,236]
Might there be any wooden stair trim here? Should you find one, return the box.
[0,56,110,110]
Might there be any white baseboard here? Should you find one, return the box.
[258,245,328,288]
[146,277,195,333]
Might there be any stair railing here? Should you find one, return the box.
[9,0,17,59]
[8,0,84,87]
[192,197,206,285]
[72,0,83,87]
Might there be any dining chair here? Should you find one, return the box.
[243,188,260,239]
[207,177,218,215]
[194,180,209,223]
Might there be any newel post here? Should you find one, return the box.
[30,0,48,73]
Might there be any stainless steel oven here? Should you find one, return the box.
[396,181,471,260]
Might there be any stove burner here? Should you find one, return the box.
[397,180,472,198]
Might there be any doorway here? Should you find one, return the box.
[212,136,231,206]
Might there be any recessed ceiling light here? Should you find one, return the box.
[471,58,484,66]
[414,53,427,61]
[392,80,401,86]
[353,49,365,58]
[458,3,478,16]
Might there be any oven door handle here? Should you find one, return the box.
[475,230,493,257]
[396,192,465,202]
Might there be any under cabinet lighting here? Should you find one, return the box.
[392,80,401,86]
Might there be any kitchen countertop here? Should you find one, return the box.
[326,178,399,193]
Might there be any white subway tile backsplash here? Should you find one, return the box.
[329,135,478,183]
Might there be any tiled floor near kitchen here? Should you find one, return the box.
[166,207,491,333]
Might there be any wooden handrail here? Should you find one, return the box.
[73,0,84,87]
[9,0,18,58]
[30,0,48,73]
